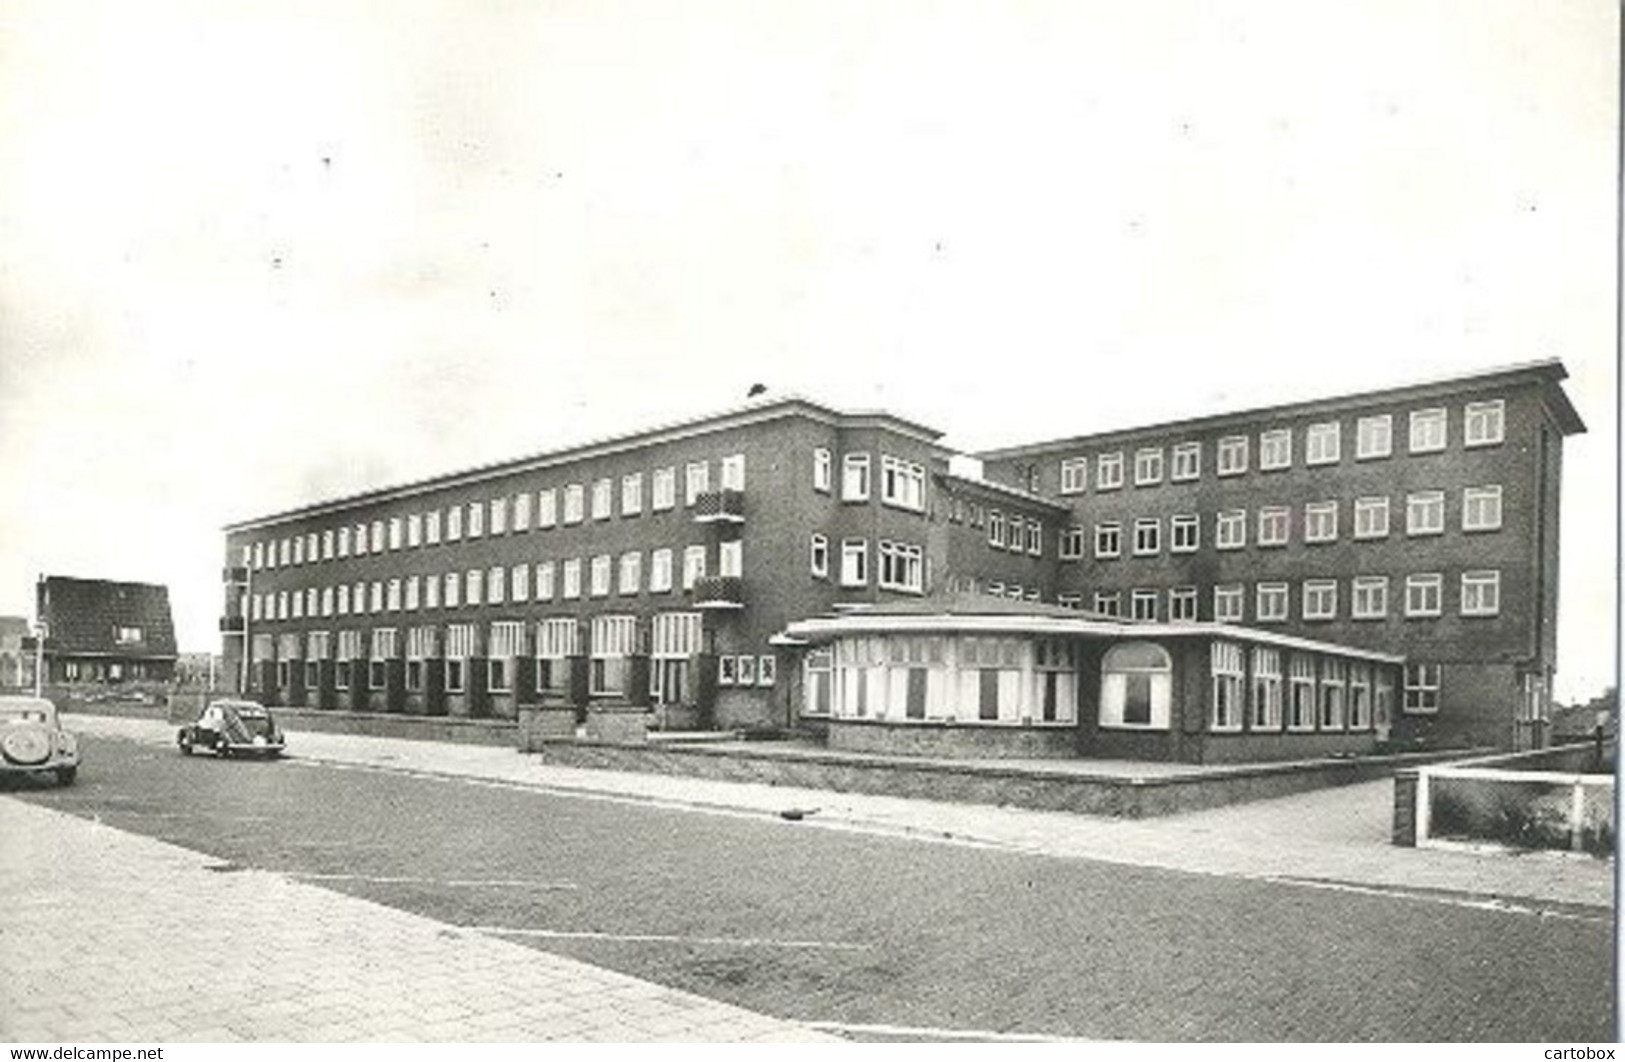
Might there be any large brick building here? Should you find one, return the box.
[219,361,1584,758]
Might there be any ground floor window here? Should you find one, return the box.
[1348,663,1372,729]
[651,612,701,705]
[536,618,579,695]
[370,628,396,690]
[1250,647,1282,730]
[1288,654,1316,730]
[488,622,525,693]
[336,631,361,691]
[1404,663,1441,713]
[1099,642,1171,730]
[803,650,833,716]
[406,627,436,693]
[1210,641,1243,731]
[445,624,474,694]
[590,615,636,696]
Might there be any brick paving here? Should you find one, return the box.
[0,796,834,1043]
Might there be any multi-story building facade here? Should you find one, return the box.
[220,398,952,730]
[977,360,1584,751]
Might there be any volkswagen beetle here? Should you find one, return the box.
[0,695,80,786]
[178,699,285,758]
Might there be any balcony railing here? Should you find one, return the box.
[690,575,744,609]
[219,615,246,633]
[691,489,745,524]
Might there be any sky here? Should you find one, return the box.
[0,1,1616,700]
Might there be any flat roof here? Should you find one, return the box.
[935,472,1071,513]
[977,358,1585,461]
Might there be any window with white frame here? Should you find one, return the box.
[1250,647,1283,730]
[880,456,925,511]
[809,534,829,578]
[538,488,558,528]
[651,612,702,706]
[1405,573,1443,617]
[618,552,641,595]
[589,555,611,597]
[652,467,676,511]
[1463,400,1505,447]
[1171,442,1201,481]
[1354,496,1390,539]
[370,628,397,689]
[1304,501,1338,543]
[336,585,350,615]
[1404,663,1441,713]
[467,502,484,538]
[1130,589,1158,621]
[336,527,350,558]
[1352,576,1388,619]
[591,479,612,520]
[1099,642,1172,729]
[621,472,643,516]
[813,448,832,492]
[404,626,433,692]
[841,453,870,501]
[1060,527,1085,559]
[1093,591,1122,617]
[720,454,746,491]
[1169,586,1197,621]
[1216,510,1247,550]
[1217,435,1248,476]
[369,581,384,613]
[1408,408,1447,453]
[1406,491,1445,536]
[1133,448,1164,486]
[1094,522,1122,558]
[1133,518,1161,556]
[444,624,474,694]
[292,536,304,565]
[405,515,421,549]
[322,586,335,616]
[424,576,439,609]
[1356,414,1392,459]
[489,497,507,535]
[589,615,636,696]
[684,461,709,505]
[1288,654,1317,729]
[1303,579,1337,620]
[682,546,705,590]
[1257,583,1289,622]
[1060,458,1088,494]
[1319,659,1346,728]
[840,539,868,586]
[425,509,442,544]
[1008,513,1024,554]
[878,541,924,592]
[513,492,531,531]
[1257,507,1289,547]
[1210,641,1244,731]
[386,578,402,612]
[446,507,462,541]
[1259,429,1292,471]
[465,568,483,606]
[1462,485,1503,531]
[281,538,292,566]
[719,540,742,578]
[1032,638,1078,723]
[1096,452,1124,490]
[1348,663,1372,729]
[486,566,504,605]
[371,520,386,551]
[1214,585,1244,622]
[536,561,556,601]
[650,549,674,592]
[1305,422,1341,465]
[1169,514,1199,553]
[253,541,266,569]
[562,558,582,600]
[1026,521,1042,556]
[563,484,584,524]
[988,511,1005,548]
[511,565,529,602]
[488,621,525,692]
[535,618,579,694]
[1461,570,1500,616]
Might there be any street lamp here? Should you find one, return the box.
[32,620,47,699]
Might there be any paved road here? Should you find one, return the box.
[13,734,1614,1042]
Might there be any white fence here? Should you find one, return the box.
[1415,764,1614,856]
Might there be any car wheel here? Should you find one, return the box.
[56,766,77,786]
[178,735,193,756]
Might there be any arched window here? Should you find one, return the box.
[1100,642,1172,730]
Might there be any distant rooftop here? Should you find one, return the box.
[36,577,177,660]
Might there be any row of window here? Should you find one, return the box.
[808,536,926,592]
[248,544,743,622]
[814,449,928,512]
[1059,486,1504,559]
[1054,400,1507,494]
[247,456,749,572]
[1080,570,1502,623]
[1207,643,1401,732]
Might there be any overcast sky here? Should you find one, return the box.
[0,1,1615,700]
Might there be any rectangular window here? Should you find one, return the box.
[1319,659,1346,729]
[369,581,383,613]
[1302,579,1337,620]
[321,586,334,616]
[1259,429,1292,471]
[465,568,483,606]
[1250,647,1283,731]
[840,539,868,586]
[536,561,556,601]
[590,555,612,597]
[370,520,385,552]
[1354,496,1390,539]
[405,515,421,548]
[1352,576,1389,619]
[1288,654,1317,730]
[878,541,924,592]
[1405,573,1443,617]
[335,527,349,559]
[1461,570,1501,616]
[444,624,474,694]
[1169,586,1197,621]
[650,549,674,593]
[335,585,349,616]
[1406,491,1445,536]
[1404,663,1441,713]
[511,565,529,602]
[1348,663,1372,730]
[1257,507,1289,547]
[619,552,642,595]
[682,546,706,590]
[489,497,507,535]
[1211,641,1244,731]
[513,492,531,531]
[988,510,1005,548]
[1305,422,1341,466]
[880,456,926,511]
[1096,452,1124,490]
[590,615,637,696]
[685,461,709,505]
[1215,510,1246,550]
[1464,400,1505,447]
[446,507,462,542]
[424,576,439,610]
[1130,589,1157,621]
[1304,501,1338,543]
[292,536,304,565]
[538,488,558,528]
[1094,522,1122,559]
[718,540,742,578]
[841,454,870,501]
[1133,448,1164,486]
[1462,485,1503,531]
[621,473,643,516]
[487,622,525,692]
[1256,583,1289,623]
[563,484,585,524]
[425,510,442,545]
[1213,585,1244,623]
[470,501,488,537]
[652,467,676,511]
[1409,408,1447,453]
[370,628,397,690]
[386,578,402,612]
[1217,436,1248,476]
[487,566,505,605]
[1093,591,1121,617]
[591,478,612,520]
[1060,527,1085,559]
[562,558,582,600]
[1133,517,1160,556]
[720,453,746,491]
[1059,458,1088,494]
[1170,442,1201,482]
[813,448,832,492]
[1356,414,1392,459]
[810,534,830,577]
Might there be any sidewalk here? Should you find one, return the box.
[67,713,1617,913]
[0,797,835,1043]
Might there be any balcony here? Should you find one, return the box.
[222,566,250,585]
[219,615,246,633]
[690,575,744,610]
[691,489,745,524]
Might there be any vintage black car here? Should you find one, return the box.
[0,695,80,785]
[178,699,285,758]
